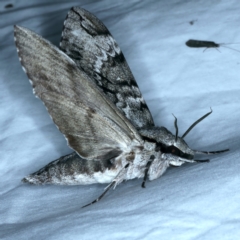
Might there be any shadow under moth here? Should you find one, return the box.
[14,7,228,207]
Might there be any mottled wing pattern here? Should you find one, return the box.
[60,7,154,129]
[14,25,143,161]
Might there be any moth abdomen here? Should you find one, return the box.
[22,152,114,185]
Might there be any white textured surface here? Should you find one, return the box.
[1,0,240,239]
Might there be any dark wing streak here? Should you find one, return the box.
[60,7,154,129]
[14,25,143,160]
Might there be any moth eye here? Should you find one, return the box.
[172,147,180,155]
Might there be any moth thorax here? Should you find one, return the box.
[139,126,195,160]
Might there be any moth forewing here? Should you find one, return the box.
[60,7,155,129]
[14,25,143,162]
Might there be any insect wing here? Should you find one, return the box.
[60,7,154,129]
[14,25,143,161]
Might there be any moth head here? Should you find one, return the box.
[139,109,228,163]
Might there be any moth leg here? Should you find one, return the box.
[81,181,115,208]
[191,159,210,163]
[82,163,130,208]
[141,155,155,188]
[181,158,209,163]
[141,161,152,188]
[167,153,210,167]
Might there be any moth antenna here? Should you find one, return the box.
[81,181,115,208]
[182,108,212,139]
[193,149,229,155]
[221,45,240,53]
[221,42,240,45]
[172,114,178,142]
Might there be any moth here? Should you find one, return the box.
[14,7,228,207]
[186,39,240,52]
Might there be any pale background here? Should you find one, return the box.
[1,0,240,239]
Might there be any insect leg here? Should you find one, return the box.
[82,163,130,208]
[203,47,221,53]
[141,155,155,188]
[82,181,115,208]
[194,149,229,155]
[180,158,210,163]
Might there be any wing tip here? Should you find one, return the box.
[14,25,35,41]
[13,24,24,36]
[13,25,19,42]
[13,25,26,47]
[13,24,19,31]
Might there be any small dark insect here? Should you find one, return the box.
[189,20,197,25]
[5,3,13,8]
[186,39,240,53]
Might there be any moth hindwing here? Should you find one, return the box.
[15,7,228,207]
